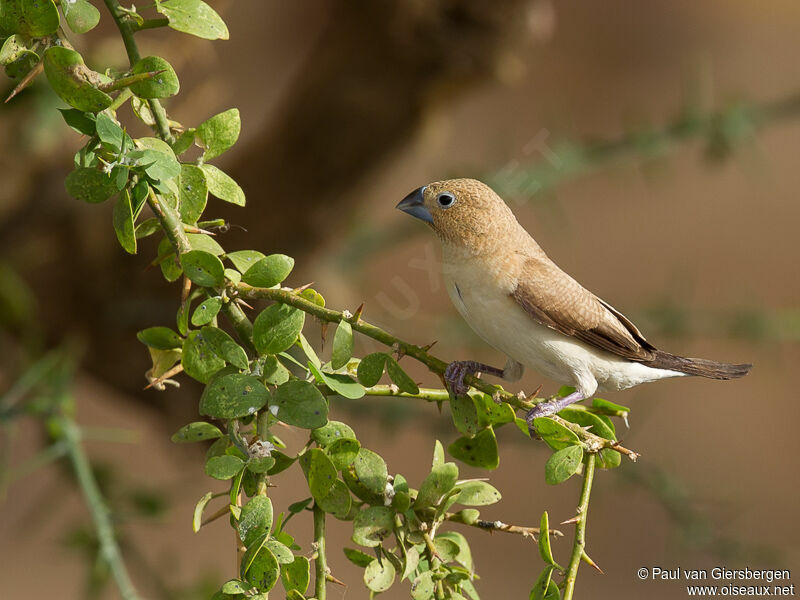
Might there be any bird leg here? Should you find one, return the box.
[444,360,505,396]
[525,390,585,422]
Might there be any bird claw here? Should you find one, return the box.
[444,361,472,396]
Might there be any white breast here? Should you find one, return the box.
[442,256,684,397]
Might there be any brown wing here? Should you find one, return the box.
[510,256,658,361]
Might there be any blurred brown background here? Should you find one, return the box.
[1,0,798,598]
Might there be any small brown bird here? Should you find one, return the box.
[397,178,751,421]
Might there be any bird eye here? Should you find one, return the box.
[436,192,456,208]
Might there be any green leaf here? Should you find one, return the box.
[385,357,419,394]
[176,165,208,223]
[356,353,386,387]
[538,511,562,569]
[2,46,37,79]
[364,558,396,593]
[182,329,226,383]
[241,254,294,288]
[132,137,181,180]
[297,333,321,368]
[432,440,445,467]
[65,167,118,203]
[448,427,499,470]
[205,454,244,480]
[351,506,394,548]
[437,531,472,569]
[137,326,182,349]
[281,555,310,594]
[221,580,252,595]
[1,0,59,37]
[59,108,96,136]
[246,456,275,474]
[191,296,222,326]
[95,113,125,152]
[474,393,516,427]
[156,0,229,40]
[171,421,223,443]
[244,545,279,592]
[239,496,273,547]
[307,362,364,400]
[411,572,435,600]
[343,547,373,568]
[187,232,224,255]
[558,408,615,441]
[453,481,501,506]
[325,438,360,471]
[62,0,100,33]
[130,56,179,99]
[450,395,480,436]
[545,445,583,485]
[353,448,388,497]
[311,421,356,447]
[253,304,305,355]
[112,189,137,254]
[201,326,249,369]
[200,373,270,419]
[227,250,265,274]
[316,479,352,519]
[261,355,289,385]
[42,47,112,112]
[192,491,215,533]
[180,250,224,287]
[532,417,581,451]
[197,108,240,160]
[299,448,337,502]
[201,164,245,206]
[331,320,353,370]
[270,380,328,429]
[415,462,459,510]
[530,566,559,600]
[592,397,630,414]
[171,127,196,155]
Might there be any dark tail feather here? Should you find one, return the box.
[645,351,752,380]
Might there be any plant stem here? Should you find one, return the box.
[562,453,596,600]
[313,504,328,600]
[233,283,528,410]
[102,0,173,142]
[444,511,562,539]
[132,18,170,31]
[146,188,191,254]
[60,416,141,600]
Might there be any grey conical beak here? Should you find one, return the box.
[396,186,432,224]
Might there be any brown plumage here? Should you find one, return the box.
[397,178,751,416]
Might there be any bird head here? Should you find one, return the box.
[396,178,519,250]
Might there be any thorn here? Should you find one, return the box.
[622,413,630,429]
[320,321,329,350]
[234,297,254,310]
[5,60,43,103]
[183,225,216,235]
[436,400,443,414]
[525,383,544,403]
[326,573,346,586]
[421,340,438,352]
[581,550,604,574]
[181,275,192,304]
[352,302,365,321]
[294,281,314,293]
[560,515,580,525]
[144,364,184,390]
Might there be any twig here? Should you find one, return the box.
[562,453,596,600]
[103,0,173,141]
[551,415,639,461]
[313,503,328,600]
[60,416,141,600]
[233,283,529,410]
[445,512,562,539]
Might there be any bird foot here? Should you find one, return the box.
[444,360,504,396]
[525,391,585,430]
